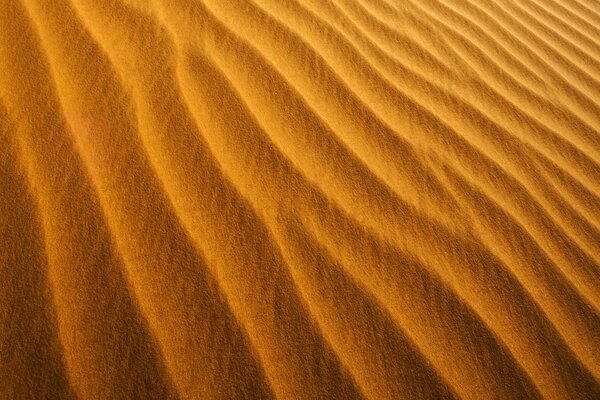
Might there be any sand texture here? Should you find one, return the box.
[1,0,600,398]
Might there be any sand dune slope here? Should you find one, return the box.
[1,0,599,398]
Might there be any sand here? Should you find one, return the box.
[1,0,599,398]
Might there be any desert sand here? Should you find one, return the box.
[1,0,599,398]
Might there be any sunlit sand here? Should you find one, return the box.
[1,0,599,398]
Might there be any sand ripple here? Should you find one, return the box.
[1,0,599,398]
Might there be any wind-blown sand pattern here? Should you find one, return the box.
[1,0,599,398]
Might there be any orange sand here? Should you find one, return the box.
[1,0,600,398]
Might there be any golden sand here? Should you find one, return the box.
[1,0,599,398]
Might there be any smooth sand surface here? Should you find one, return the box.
[1,0,600,398]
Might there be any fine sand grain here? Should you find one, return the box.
[1,0,599,398]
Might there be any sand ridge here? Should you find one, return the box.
[1,0,599,398]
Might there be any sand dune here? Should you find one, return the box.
[1,0,599,398]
